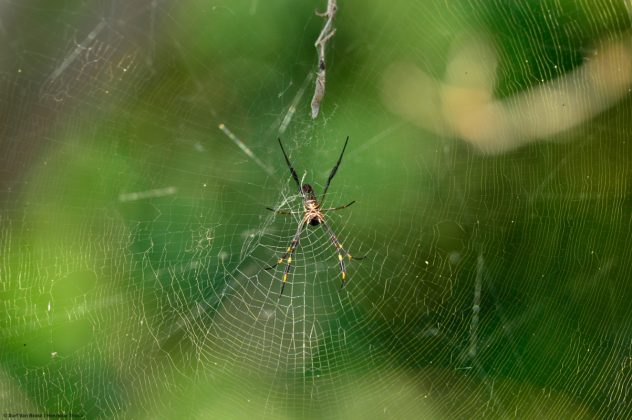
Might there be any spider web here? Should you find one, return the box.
[1,1,631,418]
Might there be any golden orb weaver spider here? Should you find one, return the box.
[266,137,361,296]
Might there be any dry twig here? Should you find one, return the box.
[310,0,337,119]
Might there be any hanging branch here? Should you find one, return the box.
[310,0,337,119]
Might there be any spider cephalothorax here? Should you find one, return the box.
[301,184,323,226]
[266,137,360,295]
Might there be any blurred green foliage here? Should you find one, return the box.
[1,0,631,418]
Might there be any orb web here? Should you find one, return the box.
[1,1,631,419]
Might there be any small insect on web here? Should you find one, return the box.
[266,137,362,296]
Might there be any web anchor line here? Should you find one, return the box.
[219,123,274,176]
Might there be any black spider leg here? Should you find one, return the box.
[265,208,298,214]
[265,219,306,296]
[320,219,354,288]
[320,136,349,206]
[277,138,303,196]
[321,201,356,212]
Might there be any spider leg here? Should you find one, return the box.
[320,136,349,205]
[320,219,354,288]
[265,219,306,296]
[266,207,301,215]
[277,138,303,195]
[321,200,355,212]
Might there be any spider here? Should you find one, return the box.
[266,137,360,296]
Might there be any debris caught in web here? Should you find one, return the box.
[311,0,337,119]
